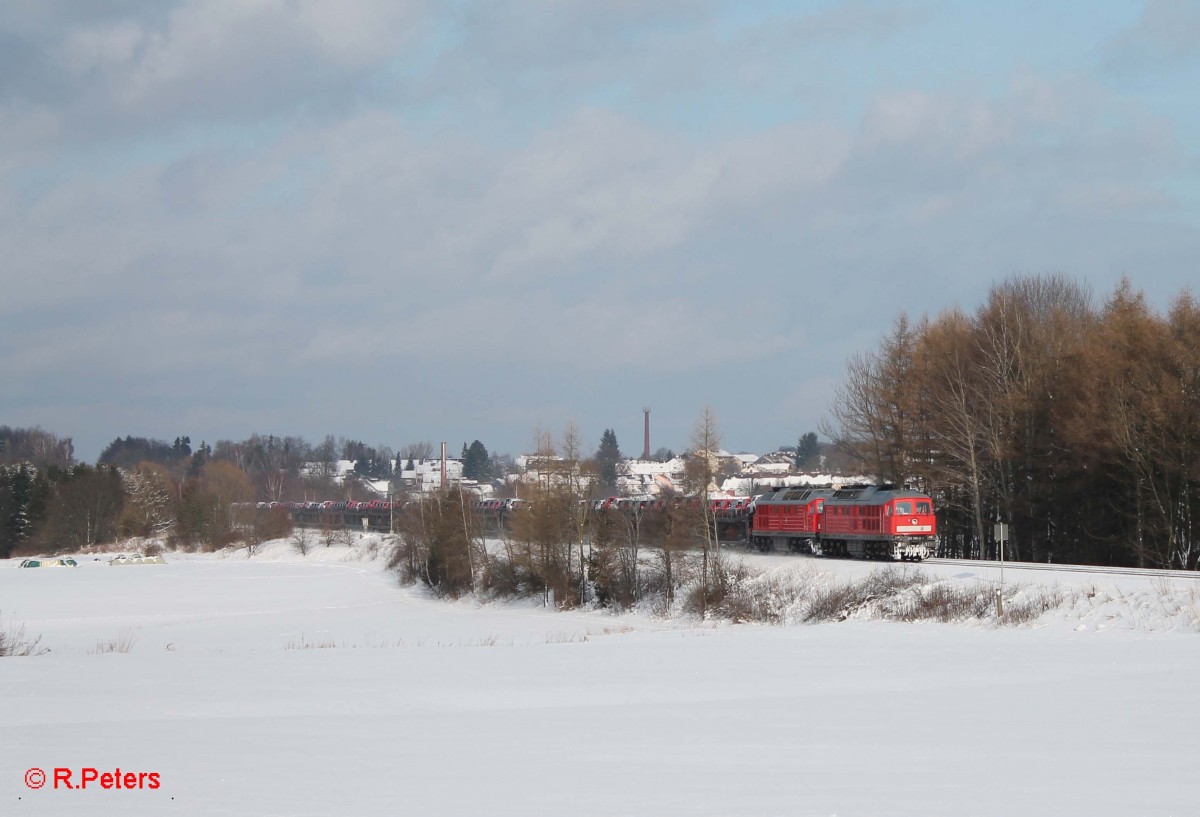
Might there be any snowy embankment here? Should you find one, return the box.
[2,535,1199,817]
[734,551,1200,633]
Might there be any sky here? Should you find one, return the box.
[2,0,1198,463]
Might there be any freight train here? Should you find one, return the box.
[256,483,937,561]
[474,484,936,561]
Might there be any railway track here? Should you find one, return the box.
[922,557,1200,581]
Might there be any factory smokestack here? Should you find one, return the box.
[440,441,447,494]
[643,407,651,461]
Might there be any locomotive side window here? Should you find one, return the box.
[916,501,931,514]
[895,501,912,515]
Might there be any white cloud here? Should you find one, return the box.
[3,2,1198,458]
[61,20,146,76]
[15,0,421,131]
[1104,0,1200,70]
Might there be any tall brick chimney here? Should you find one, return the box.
[642,407,651,460]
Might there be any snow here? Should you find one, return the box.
[3,537,1199,816]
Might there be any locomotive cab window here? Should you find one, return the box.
[916,501,931,515]
[894,501,912,515]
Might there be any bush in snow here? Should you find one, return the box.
[389,489,484,599]
[291,526,313,556]
[698,565,1066,626]
[0,613,47,657]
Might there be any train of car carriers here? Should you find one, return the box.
[255,483,937,562]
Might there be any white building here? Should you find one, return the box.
[395,457,465,493]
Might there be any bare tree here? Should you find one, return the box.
[118,462,177,539]
[823,315,925,486]
[560,421,595,606]
[0,426,74,469]
[400,441,435,461]
[41,465,124,550]
[685,406,723,614]
[971,274,1093,560]
[919,311,991,558]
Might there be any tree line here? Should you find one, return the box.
[826,273,1200,570]
[0,430,504,557]
[0,425,630,558]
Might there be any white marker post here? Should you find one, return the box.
[993,522,1008,617]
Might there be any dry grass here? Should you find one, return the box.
[1002,587,1066,624]
[879,581,994,623]
[90,630,136,654]
[803,569,930,623]
[544,632,589,644]
[0,613,48,657]
[1150,575,1175,598]
[283,627,633,650]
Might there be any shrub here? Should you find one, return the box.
[202,530,242,552]
[480,553,545,599]
[683,553,753,619]
[391,491,484,598]
[0,613,47,657]
[1002,587,1065,624]
[801,569,925,623]
[255,506,293,542]
[291,527,313,556]
[711,567,819,623]
[883,582,993,622]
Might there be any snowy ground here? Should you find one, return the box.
[2,536,1199,816]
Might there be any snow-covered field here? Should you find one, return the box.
[3,537,1199,816]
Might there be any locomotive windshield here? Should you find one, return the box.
[916,501,931,514]
[895,501,912,515]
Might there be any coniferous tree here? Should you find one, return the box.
[596,429,622,490]
[462,440,491,481]
[0,465,40,557]
[795,432,819,471]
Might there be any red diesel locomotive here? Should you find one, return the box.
[748,487,833,554]
[750,484,936,561]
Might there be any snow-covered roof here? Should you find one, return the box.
[753,451,796,466]
[719,473,865,496]
[623,457,686,476]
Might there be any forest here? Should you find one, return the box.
[826,274,1200,570]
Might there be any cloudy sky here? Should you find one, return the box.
[2,1,1198,463]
